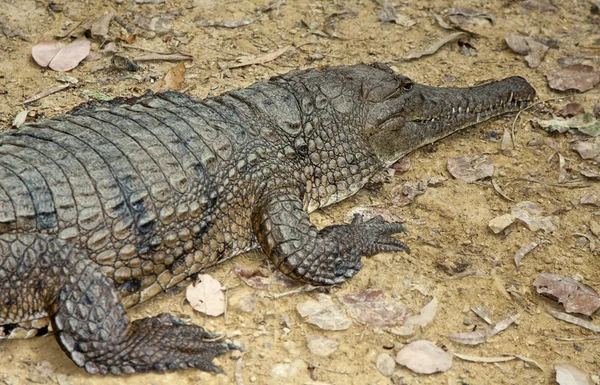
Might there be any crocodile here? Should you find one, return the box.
[0,62,535,375]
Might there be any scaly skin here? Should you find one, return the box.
[0,63,536,374]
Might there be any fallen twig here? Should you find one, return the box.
[266,284,319,299]
[229,46,291,69]
[23,84,70,104]
[133,53,193,61]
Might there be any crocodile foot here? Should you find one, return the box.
[307,215,410,285]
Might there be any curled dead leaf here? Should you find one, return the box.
[185,274,225,317]
[548,65,600,93]
[534,273,600,316]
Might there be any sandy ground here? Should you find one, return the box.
[1,0,600,384]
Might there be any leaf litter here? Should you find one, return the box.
[535,114,600,136]
[511,201,559,233]
[533,273,600,316]
[296,294,351,331]
[32,38,91,72]
[447,155,494,183]
[185,274,225,317]
[505,33,549,68]
[555,363,594,385]
[395,340,452,374]
[389,296,438,336]
[447,313,521,345]
[339,289,407,327]
[547,310,600,333]
[379,0,415,28]
[547,65,600,92]
[401,32,466,61]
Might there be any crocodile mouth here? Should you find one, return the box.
[380,76,537,132]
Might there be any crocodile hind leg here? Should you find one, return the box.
[0,233,231,375]
[252,193,410,285]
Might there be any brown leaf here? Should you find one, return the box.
[572,140,600,161]
[548,310,600,333]
[32,40,66,67]
[534,273,600,316]
[396,340,452,374]
[447,155,494,183]
[233,263,271,290]
[164,62,186,90]
[560,103,585,117]
[229,46,291,68]
[47,38,91,72]
[511,201,559,233]
[403,32,466,61]
[379,0,415,27]
[198,18,255,28]
[90,10,115,38]
[514,241,539,268]
[134,14,173,35]
[339,290,407,327]
[185,274,224,316]
[447,7,494,26]
[505,34,548,68]
[448,313,521,345]
[133,53,193,61]
[296,294,351,330]
[556,364,594,385]
[548,65,600,93]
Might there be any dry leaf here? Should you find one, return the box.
[448,313,521,345]
[547,310,600,333]
[379,0,415,27]
[339,290,407,327]
[306,335,338,357]
[511,201,559,233]
[230,46,290,69]
[90,10,115,38]
[32,41,66,67]
[505,34,549,68]
[233,263,271,290]
[164,62,186,90]
[453,353,515,363]
[11,110,29,128]
[198,18,255,28]
[471,304,493,324]
[448,7,494,26]
[514,241,539,268]
[535,114,600,137]
[343,206,406,225]
[396,340,452,374]
[548,65,600,93]
[40,38,91,72]
[134,14,173,35]
[534,273,600,316]
[555,364,594,385]
[391,297,438,336]
[134,53,193,61]
[560,103,585,117]
[297,294,351,331]
[447,155,494,183]
[403,32,466,61]
[185,274,225,316]
[573,140,600,161]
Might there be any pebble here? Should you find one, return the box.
[590,220,600,236]
[270,359,308,378]
[573,257,584,265]
[488,214,515,234]
[376,353,396,377]
[306,335,339,357]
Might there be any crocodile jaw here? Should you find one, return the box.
[367,76,537,166]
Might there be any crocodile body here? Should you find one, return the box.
[0,63,535,375]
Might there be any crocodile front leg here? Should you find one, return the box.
[252,193,409,285]
[0,233,231,375]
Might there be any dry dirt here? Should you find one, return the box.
[1,0,600,384]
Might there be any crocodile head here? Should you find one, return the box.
[354,63,536,166]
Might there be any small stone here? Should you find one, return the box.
[463,317,474,325]
[250,376,257,383]
[306,335,339,357]
[488,214,515,234]
[573,257,584,265]
[376,353,396,377]
[270,359,308,378]
[590,220,600,236]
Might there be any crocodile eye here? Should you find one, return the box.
[401,78,413,91]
